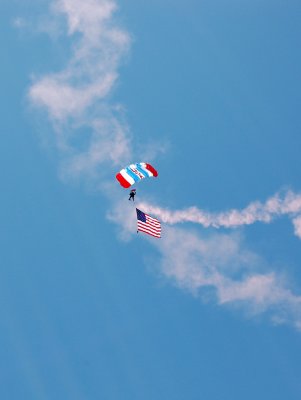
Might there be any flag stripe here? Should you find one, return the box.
[137,225,161,238]
[138,225,161,234]
[145,216,160,224]
[137,223,161,234]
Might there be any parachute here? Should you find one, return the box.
[116,162,158,188]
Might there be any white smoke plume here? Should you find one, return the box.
[138,190,301,239]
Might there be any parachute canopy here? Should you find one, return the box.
[116,162,158,188]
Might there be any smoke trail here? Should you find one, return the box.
[138,190,301,238]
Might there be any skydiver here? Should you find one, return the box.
[129,189,136,201]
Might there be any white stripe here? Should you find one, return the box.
[146,216,160,225]
[137,222,161,235]
[138,223,161,234]
[139,163,153,177]
[138,219,161,229]
[138,226,161,238]
[120,169,135,185]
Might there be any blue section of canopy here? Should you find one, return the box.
[135,164,149,178]
[126,167,140,182]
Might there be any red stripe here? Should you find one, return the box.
[137,223,161,235]
[138,227,161,238]
[141,216,161,227]
[116,173,131,188]
[145,163,158,177]
[145,217,160,226]
[137,222,161,237]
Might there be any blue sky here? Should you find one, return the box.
[1,0,301,399]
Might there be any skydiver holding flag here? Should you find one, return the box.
[129,189,136,201]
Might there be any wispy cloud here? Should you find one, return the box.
[292,215,301,239]
[28,0,132,180]
[138,190,301,238]
[157,227,301,329]
[30,0,130,120]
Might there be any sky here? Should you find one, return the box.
[1,0,301,399]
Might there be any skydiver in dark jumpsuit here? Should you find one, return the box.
[129,189,136,201]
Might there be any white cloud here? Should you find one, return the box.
[60,116,132,182]
[107,198,138,241]
[155,226,301,329]
[292,216,301,239]
[29,0,131,121]
[30,72,118,120]
[28,0,132,180]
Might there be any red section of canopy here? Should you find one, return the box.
[145,163,158,177]
[116,173,131,188]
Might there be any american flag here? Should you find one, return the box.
[136,208,161,238]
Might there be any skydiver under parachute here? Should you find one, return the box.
[129,189,136,201]
[116,162,158,202]
[115,161,162,237]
